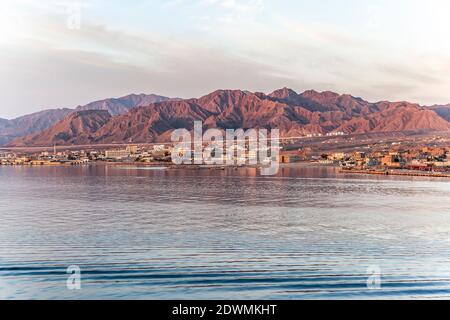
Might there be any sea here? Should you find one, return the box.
[0,164,450,299]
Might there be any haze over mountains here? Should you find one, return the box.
[427,105,450,122]
[3,88,450,147]
[75,94,176,116]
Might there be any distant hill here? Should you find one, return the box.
[10,110,112,146]
[0,118,10,129]
[0,118,12,145]
[427,104,450,122]
[75,93,174,116]
[0,93,173,145]
[0,109,73,145]
[8,88,450,147]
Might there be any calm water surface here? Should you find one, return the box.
[1,164,450,299]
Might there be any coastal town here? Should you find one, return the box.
[1,142,449,177]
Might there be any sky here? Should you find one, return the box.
[1,0,450,119]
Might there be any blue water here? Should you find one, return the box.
[1,164,450,299]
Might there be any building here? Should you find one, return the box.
[366,158,380,167]
[13,157,30,165]
[280,155,301,163]
[433,161,450,169]
[352,152,366,160]
[105,149,131,160]
[318,159,334,165]
[331,152,345,161]
[153,145,166,152]
[126,145,138,154]
[382,153,405,168]
[326,131,345,136]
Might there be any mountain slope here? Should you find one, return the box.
[336,102,450,133]
[0,109,73,145]
[0,118,10,129]
[92,100,213,143]
[0,118,12,145]
[427,105,450,122]
[6,88,450,147]
[89,89,449,144]
[0,93,175,145]
[10,110,111,147]
[75,93,173,116]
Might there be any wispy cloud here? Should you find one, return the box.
[2,0,450,118]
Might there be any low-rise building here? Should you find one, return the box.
[105,149,131,160]
[127,145,138,154]
[280,155,301,163]
[331,152,346,161]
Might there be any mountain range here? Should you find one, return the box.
[0,109,73,145]
[0,94,173,145]
[74,93,176,116]
[3,88,450,147]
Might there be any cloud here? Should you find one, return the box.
[0,13,291,118]
[2,0,450,118]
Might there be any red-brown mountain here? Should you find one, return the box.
[336,102,450,133]
[7,89,450,147]
[10,110,111,146]
[0,109,73,145]
[0,93,173,145]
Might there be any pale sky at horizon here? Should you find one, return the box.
[1,0,450,119]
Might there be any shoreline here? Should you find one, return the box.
[339,168,450,178]
[2,161,450,179]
